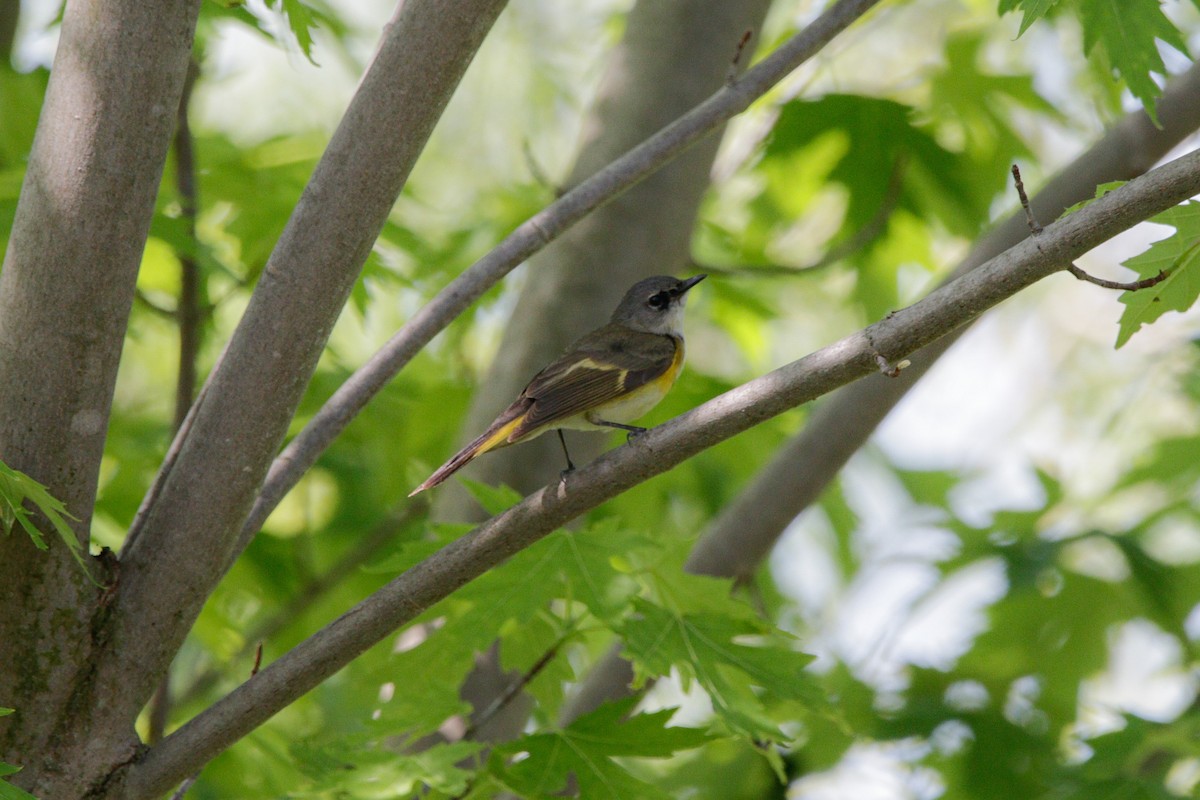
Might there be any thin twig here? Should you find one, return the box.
[726,28,754,85]
[460,636,567,742]
[167,775,198,800]
[522,140,561,197]
[1013,163,1167,291]
[148,56,202,748]
[174,58,202,434]
[1066,263,1167,290]
[1011,162,1043,235]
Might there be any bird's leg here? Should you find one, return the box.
[557,429,575,481]
[594,419,649,443]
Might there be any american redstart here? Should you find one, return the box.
[409,274,706,496]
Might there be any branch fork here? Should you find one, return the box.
[1012,163,1168,292]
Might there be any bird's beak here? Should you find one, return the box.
[678,274,706,294]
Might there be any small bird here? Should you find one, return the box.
[409,274,706,496]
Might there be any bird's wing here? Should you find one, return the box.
[510,325,678,437]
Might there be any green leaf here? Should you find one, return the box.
[459,477,523,516]
[760,94,986,317]
[364,516,642,737]
[0,460,90,578]
[929,33,1063,191]
[1076,0,1190,122]
[619,598,818,740]
[998,0,1066,36]
[290,735,483,797]
[1115,200,1200,348]
[273,0,320,62]
[0,772,37,800]
[491,697,713,799]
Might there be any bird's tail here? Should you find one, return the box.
[408,412,523,496]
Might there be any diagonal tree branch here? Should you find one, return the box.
[435,0,775,521]
[684,60,1200,581]
[123,147,1200,800]
[93,1,508,787]
[236,0,888,551]
[561,61,1200,723]
[437,0,774,751]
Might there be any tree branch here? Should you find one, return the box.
[1012,162,1168,292]
[237,0,887,549]
[432,0,775,521]
[683,59,1200,583]
[173,58,203,435]
[123,147,1200,800]
[98,0,508,785]
[149,55,203,748]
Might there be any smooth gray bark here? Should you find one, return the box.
[128,146,1200,800]
[0,1,201,795]
[102,3,508,797]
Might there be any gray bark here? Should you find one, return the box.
[0,1,506,797]
[685,59,1200,578]
[129,144,1200,799]
[240,0,885,543]
[0,1,201,796]
[561,60,1200,723]
[105,2,508,797]
[436,0,773,519]
[447,0,773,745]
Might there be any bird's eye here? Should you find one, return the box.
[647,292,669,309]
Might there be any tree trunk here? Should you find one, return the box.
[0,2,508,797]
[0,1,200,796]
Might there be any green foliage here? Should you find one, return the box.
[5,1,1199,798]
[619,594,819,742]
[742,93,990,317]
[273,0,320,61]
[0,770,38,800]
[1076,0,1190,123]
[0,459,86,574]
[998,0,1066,36]
[489,698,712,799]
[1001,0,1193,121]
[1116,199,1200,347]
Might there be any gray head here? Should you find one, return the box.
[609,274,706,334]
